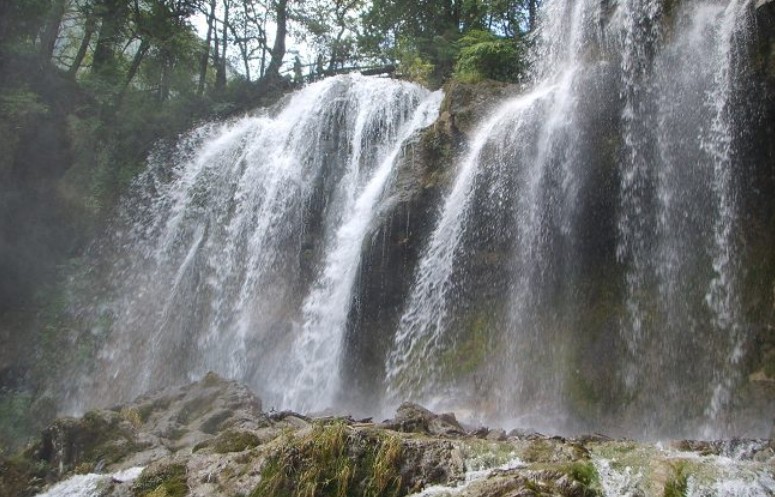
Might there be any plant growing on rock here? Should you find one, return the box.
[252,421,405,497]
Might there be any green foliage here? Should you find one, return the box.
[0,87,49,121]
[362,0,533,84]
[0,392,35,455]
[0,0,51,48]
[0,454,51,497]
[454,30,522,83]
[0,87,47,179]
[394,39,436,86]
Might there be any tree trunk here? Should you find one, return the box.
[239,43,251,81]
[264,0,288,81]
[40,0,67,61]
[118,37,149,100]
[259,15,267,79]
[215,0,228,91]
[92,0,129,76]
[0,1,9,49]
[159,55,170,101]
[528,0,538,32]
[197,0,216,95]
[326,24,346,75]
[69,13,97,77]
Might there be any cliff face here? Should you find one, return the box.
[3,373,773,497]
[342,80,519,411]
[741,0,775,415]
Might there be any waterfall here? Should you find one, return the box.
[278,90,442,412]
[59,0,767,439]
[386,0,756,437]
[66,74,441,413]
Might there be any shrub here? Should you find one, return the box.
[453,30,523,83]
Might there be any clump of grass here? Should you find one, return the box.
[252,422,404,497]
[567,461,599,488]
[121,407,143,429]
[365,435,403,497]
[663,461,689,497]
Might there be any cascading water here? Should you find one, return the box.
[65,74,441,414]
[591,441,775,497]
[386,0,759,438]
[59,0,770,440]
[278,89,442,411]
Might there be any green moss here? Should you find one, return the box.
[120,407,143,429]
[463,440,517,470]
[252,422,404,497]
[133,463,188,497]
[522,440,555,463]
[589,441,639,461]
[0,456,51,497]
[438,309,494,379]
[212,430,261,454]
[77,411,139,465]
[567,461,599,488]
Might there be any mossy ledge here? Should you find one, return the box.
[0,373,772,497]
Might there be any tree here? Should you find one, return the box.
[297,0,362,75]
[361,0,535,85]
[264,0,289,81]
[227,0,271,81]
[39,0,68,60]
[68,6,98,77]
[198,0,216,93]
[91,0,131,79]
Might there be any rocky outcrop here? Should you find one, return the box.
[1,374,773,497]
[385,402,466,437]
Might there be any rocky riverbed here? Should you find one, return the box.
[1,373,773,497]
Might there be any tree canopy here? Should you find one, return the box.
[2,0,538,97]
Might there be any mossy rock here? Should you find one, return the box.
[463,466,601,497]
[521,439,590,464]
[36,409,139,472]
[440,80,518,136]
[252,422,407,497]
[0,456,50,497]
[211,430,261,454]
[132,462,189,497]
